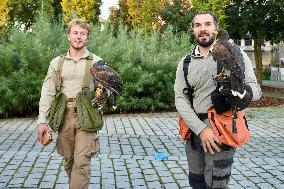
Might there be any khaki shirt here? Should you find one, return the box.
[37,49,102,125]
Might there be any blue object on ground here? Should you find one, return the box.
[154,152,168,160]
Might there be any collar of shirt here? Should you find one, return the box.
[65,48,91,60]
[192,41,216,58]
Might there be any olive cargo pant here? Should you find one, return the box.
[56,108,99,189]
[185,134,235,189]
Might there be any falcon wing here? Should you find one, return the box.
[212,42,245,81]
[90,60,123,94]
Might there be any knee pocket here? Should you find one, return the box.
[188,172,206,188]
[211,157,234,188]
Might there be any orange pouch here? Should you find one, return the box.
[178,115,191,141]
[207,108,250,148]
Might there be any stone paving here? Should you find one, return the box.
[0,107,283,189]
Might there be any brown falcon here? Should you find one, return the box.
[90,60,123,109]
[212,30,252,111]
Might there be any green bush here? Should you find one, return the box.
[261,67,271,80]
[0,15,193,118]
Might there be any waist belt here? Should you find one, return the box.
[66,107,77,113]
[67,98,75,102]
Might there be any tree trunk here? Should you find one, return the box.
[253,35,263,86]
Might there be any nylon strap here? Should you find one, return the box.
[82,52,94,90]
[182,53,196,149]
[183,54,194,106]
[56,56,65,92]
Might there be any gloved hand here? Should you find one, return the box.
[211,89,231,114]
[37,123,52,145]
[230,84,253,111]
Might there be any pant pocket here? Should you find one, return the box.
[56,137,64,156]
[211,157,233,188]
[89,134,99,157]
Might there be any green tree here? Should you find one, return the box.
[192,0,230,28]
[108,0,132,31]
[61,0,101,23]
[0,0,54,38]
[109,0,163,32]
[225,0,284,84]
[159,0,194,35]
[0,0,10,38]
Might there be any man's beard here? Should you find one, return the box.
[71,42,85,50]
[196,31,215,47]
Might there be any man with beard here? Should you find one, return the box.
[37,19,102,189]
[174,12,261,189]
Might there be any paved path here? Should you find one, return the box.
[0,107,283,189]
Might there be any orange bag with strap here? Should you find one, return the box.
[207,107,250,148]
[178,115,191,141]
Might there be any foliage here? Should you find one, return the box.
[109,0,163,32]
[8,0,53,30]
[261,67,271,80]
[159,0,194,35]
[225,0,284,84]
[191,0,230,28]
[61,0,101,23]
[0,15,194,117]
[0,0,10,27]
[0,71,42,117]
[0,13,68,117]
[0,0,10,39]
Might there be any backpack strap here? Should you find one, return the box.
[55,56,65,92]
[183,54,194,107]
[82,52,94,92]
[182,54,197,149]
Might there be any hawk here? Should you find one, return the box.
[212,30,252,111]
[90,60,123,109]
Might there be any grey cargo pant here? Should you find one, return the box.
[185,134,235,189]
[56,108,100,189]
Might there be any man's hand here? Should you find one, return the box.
[37,123,51,144]
[198,127,222,154]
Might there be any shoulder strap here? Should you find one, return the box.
[82,52,94,90]
[56,56,65,92]
[182,54,194,107]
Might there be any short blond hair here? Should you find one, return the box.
[67,19,91,36]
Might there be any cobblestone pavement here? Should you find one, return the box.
[0,107,283,189]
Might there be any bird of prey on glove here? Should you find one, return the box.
[90,60,123,109]
[212,29,252,111]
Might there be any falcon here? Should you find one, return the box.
[212,29,246,99]
[90,60,123,109]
